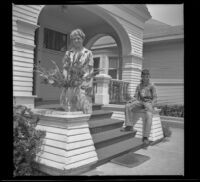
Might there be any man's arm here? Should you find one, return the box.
[134,84,140,100]
[151,84,157,107]
[127,85,140,103]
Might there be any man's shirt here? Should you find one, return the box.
[134,81,157,103]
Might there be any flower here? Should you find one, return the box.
[48,80,54,84]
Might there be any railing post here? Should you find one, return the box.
[94,74,112,105]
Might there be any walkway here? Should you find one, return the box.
[82,128,184,175]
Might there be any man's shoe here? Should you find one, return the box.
[142,137,150,147]
[120,126,133,132]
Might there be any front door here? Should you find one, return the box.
[34,27,67,105]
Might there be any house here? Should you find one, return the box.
[13,5,172,175]
[13,4,152,108]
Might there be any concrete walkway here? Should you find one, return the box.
[82,128,184,175]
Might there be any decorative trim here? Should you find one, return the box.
[118,5,151,22]
[122,67,142,72]
[91,43,117,50]
[154,82,183,86]
[110,78,129,84]
[14,40,35,49]
[160,116,184,122]
[144,35,184,44]
[98,5,144,29]
[122,54,144,61]
[13,95,37,98]
[16,19,39,30]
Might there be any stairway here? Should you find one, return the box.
[88,104,144,169]
[35,103,144,175]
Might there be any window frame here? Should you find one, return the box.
[43,27,68,53]
[108,56,119,79]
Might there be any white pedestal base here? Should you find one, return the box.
[32,109,98,174]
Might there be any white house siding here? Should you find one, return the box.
[143,40,184,105]
[113,16,143,58]
[122,55,143,97]
[113,17,144,96]
[12,5,41,100]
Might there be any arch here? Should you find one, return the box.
[36,5,132,56]
[79,5,132,56]
[85,34,108,49]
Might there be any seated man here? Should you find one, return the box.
[120,69,157,146]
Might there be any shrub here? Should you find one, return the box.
[13,105,46,176]
[157,104,184,117]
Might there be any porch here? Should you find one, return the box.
[13,4,151,109]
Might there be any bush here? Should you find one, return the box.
[157,104,184,117]
[13,105,46,176]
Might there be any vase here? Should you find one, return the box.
[60,87,79,112]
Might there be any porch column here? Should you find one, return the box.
[95,74,112,105]
[122,54,143,97]
[99,55,109,74]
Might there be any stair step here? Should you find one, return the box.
[92,104,103,111]
[35,103,102,111]
[92,128,137,149]
[90,110,113,120]
[88,119,123,134]
[93,137,143,167]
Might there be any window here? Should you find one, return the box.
[43,28,67,51]
[108,57,118,79]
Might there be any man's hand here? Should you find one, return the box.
[143,102,154,112]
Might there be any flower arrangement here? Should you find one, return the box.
[35,52,98,88]
[34,52,101,113]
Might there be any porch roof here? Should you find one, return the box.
[143,19,184,42]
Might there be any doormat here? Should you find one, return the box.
[111,153,150,168]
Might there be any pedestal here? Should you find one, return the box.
[95,74,111,105]
[32,109,98,175]
[133,109,164,141]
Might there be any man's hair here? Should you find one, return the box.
[70,28,85,40]
[141,69,150,76]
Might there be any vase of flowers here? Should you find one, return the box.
[60,87,79,112]
[34,52,100,113]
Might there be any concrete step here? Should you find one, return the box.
[35,102,103,111]
[92,104,103,111]
[89,110,113,120]
[92,137,143,167]
[92,128,137,149]
[88,119,123,134]
[35,100,59,106]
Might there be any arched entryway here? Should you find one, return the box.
[34,5,132,102]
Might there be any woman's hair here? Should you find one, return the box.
[70,29,85,40]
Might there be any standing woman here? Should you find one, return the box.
[62,28,94,113]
